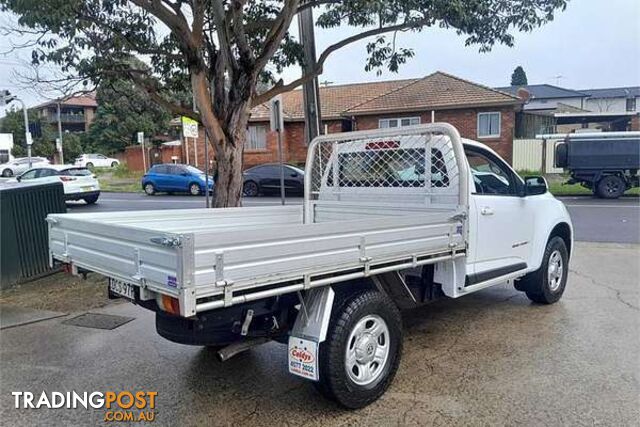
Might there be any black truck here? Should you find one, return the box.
[555,132,640,199]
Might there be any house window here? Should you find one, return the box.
[626,98,636,112]
[378,117,420,129]
[477,112,501,138]
[245,125,267,150]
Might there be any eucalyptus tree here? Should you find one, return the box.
[1,0,567,206]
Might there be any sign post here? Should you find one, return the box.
[181,116,199,166]
[137,131,146,171]
[270,96,285,205]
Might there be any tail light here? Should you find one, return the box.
[59,176,77,182]
[158,294,181,315]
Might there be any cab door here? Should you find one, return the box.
[465,147,534,285]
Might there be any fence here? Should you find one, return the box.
[512,138,564,174]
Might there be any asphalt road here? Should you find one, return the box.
[1,242,638,426]
[67,192,640,244]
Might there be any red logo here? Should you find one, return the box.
[290,347,314,363]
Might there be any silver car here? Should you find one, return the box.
[0,157,50,177]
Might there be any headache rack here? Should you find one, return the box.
[48,123,470,317]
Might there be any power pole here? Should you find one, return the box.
[298,5,322,143]
[56,102,64,164]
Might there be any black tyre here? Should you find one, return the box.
[596,175,625,199]
[86,162,94,169]
[315,289,402,409]
[84,195,99,204]
[515,236,569,304]
[144,183,156,195]
[2,168,12,177]
[243,181,259,197]
[189,182,201,196]
[111,161,118,167]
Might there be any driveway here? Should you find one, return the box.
[1,242,638,426]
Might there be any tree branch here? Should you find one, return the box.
[255,0,300,71]
[253,18,429,106]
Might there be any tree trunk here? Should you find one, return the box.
[210,117,246,208]
[191,70,252,208]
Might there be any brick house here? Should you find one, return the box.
[33,93,98,133]
[125,72,522,170]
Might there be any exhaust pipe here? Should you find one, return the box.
[217,337,270,362]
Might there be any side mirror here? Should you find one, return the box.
[16,176,21,182]
[522,175,548,196]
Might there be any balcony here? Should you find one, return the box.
[44,113,86,123]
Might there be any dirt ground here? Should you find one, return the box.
[0,271,116,313]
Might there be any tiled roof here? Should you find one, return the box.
[580,87,640,99]
[345,72,520,115]
[495,84,588,99]
[34,92,98,109]
[250,78,417,121]
[250,72,520,121]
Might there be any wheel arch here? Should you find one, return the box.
[549,222,572,259]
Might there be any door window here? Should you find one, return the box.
[465,148,517,196]
[20,169,39,180]
[36,169,58,178]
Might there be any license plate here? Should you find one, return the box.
[288,336,319,381]
[82,186,93,191]
[108,278,135,301]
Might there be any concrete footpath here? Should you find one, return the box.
[0,242,638,426]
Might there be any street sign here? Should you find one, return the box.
[137,131,144,144]
[26,132,33,146]
[181,117,199,138]
[270,95,284,132]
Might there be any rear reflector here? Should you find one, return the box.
[365,140,400,150]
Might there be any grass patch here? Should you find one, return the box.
[95,164,143,193]
[548,182,640,197]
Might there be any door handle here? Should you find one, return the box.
[480,206,494,216]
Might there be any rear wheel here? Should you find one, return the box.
[596,175,625,199]
[315,289,402,409]
[2,168,12,177]
[144,183,156,195]
[515,236,569,304]
[86,162,94,169]
[84,195,99,204]
[189,183,201,196]
[111,161,118,167]
[243,181,259,197]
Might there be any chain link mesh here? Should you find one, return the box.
[308,131,460,205]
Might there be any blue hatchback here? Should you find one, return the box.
[142,164,214,196]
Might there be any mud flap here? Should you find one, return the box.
[287,287,335,381]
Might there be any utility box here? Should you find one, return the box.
[0,181,66,289]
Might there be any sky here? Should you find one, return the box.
[0,0,639,116]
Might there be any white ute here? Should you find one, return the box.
[48,124,572,408]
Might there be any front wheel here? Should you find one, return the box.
[2,168,12,177]
[515,236,569,304]
[143,183,156,195]
[243,181,259,197]
[315,289,402,409]
[111,161,118,168]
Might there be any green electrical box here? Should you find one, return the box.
[0,181,67,289]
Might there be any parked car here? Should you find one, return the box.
[14,165,100,204]
[74,154,120,168]
[555,131,640,199]
[141,163,214,196]
[1,157,50,177]
[243,163,305,196]
[49,123,573,409]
